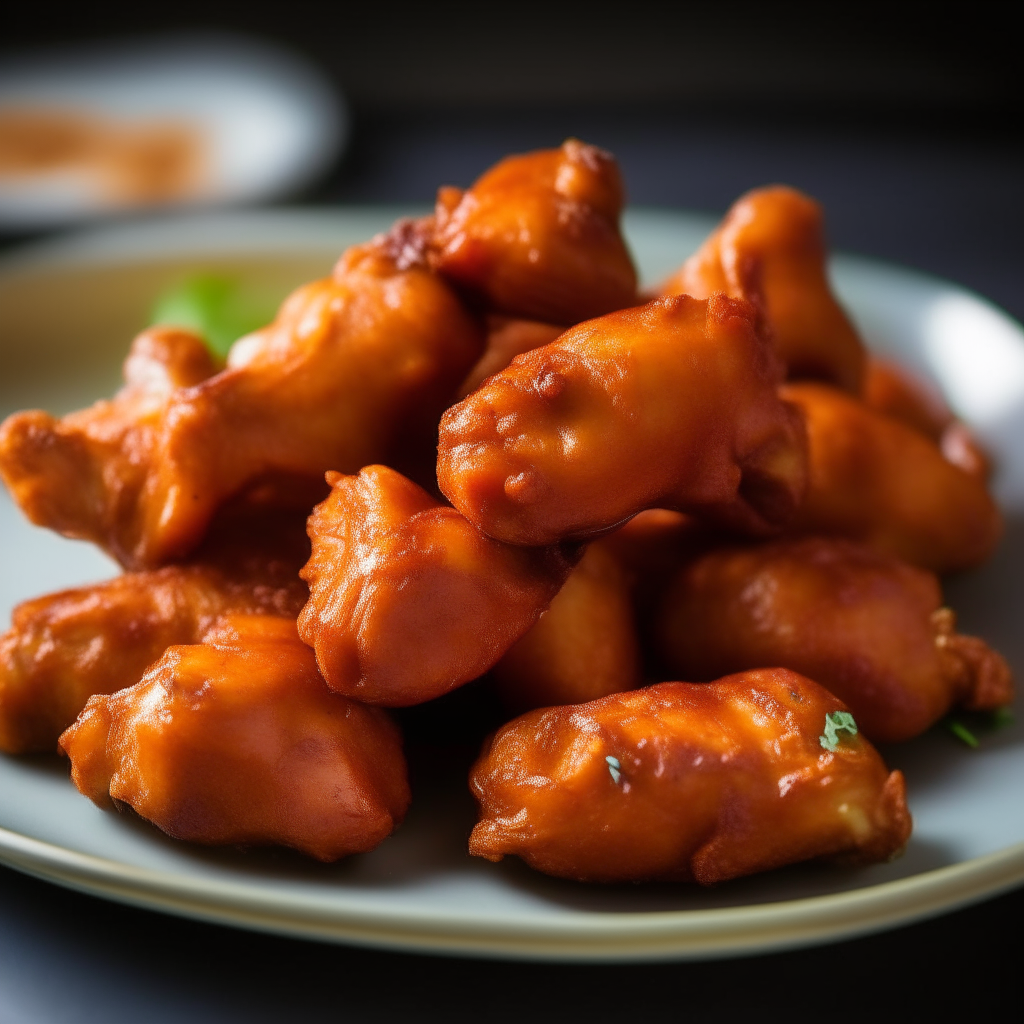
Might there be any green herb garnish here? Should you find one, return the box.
[947,719,980,748]
[941,707,1015,748]
[150,275,278,358]
[819,711,858,751]
[605,755,622,784]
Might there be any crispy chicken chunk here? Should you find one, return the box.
[598,509,716,622]
[469,669,911,883]
[660,186,866,392]
[298,465,577,706]
[491,541,643,714]
[0,326,218,568]
[864,357,991,480]
[438,294,807,547]
[656,537,1012,742]
[863,357,951,439]
[0,239,483,568]
[0,512,309,754]
[430,139,638,325]
[458,316,564,398]
[59,615,410,862]
[783,383,1001,572]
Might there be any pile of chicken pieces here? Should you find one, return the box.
[0,140,1012,883]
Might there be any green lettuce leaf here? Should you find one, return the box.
[150,275,277,358]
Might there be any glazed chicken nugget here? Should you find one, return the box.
[469,669,911,884]
[430,139,638,325]
[660,186,866,393]
[0,513,309,754]
[59,615,410,861]
[490,511,709,713]
[299,465,577,706]
[863,357,951,439]
[0,326,218,568]
[438,294,807,547]
[864,357,991,480]
[458,316,564,398]
[597,509,715,622]
[491,541,643,714]
[656,538,1012,743]
[0,239,482,569]
[783,383,1001,572]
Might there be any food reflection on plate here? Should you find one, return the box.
[0,106,206,207]
[0,36,345,225]
[0,140,1014,884]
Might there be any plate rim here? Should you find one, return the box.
[2,824,1023,960]
[2,206,1023,961]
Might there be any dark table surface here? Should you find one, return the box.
[1,107,1022,1022]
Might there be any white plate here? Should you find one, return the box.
[1,209,1023,961]
[0,37,346,227]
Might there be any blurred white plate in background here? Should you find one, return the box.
[0,35,347,227]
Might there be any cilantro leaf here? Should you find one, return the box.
[819,710,858,751]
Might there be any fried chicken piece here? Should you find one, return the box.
[598,509,716,620]
[656,537,1012,743]
[59,614,410,862]
[458,316,564,398]
[0,240,483,569]
[660,186,866,393]
[430,139,638,325]
[490,512,719,712]
[0,326,218,568]
[491,541,643,714]
[864,357,991,480]
[438,294,808,547]
[863,357,951,439]
[469,669,911,883]
[782,383,1001,572]
[298,465,577,707]
[0,512,309,754]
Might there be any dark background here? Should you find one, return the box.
[2,5,1022,1020]
[5,4,1024,319]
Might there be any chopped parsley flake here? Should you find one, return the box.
[605,755,622,784]
[819,711,858,751]
[947,719,980,748]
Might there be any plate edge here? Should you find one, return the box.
[2,825,1022,961]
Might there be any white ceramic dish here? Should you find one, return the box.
[1,209,1022,961]
[0,37,346,227]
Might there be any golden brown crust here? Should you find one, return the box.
[931,608,1014,711]
[863,358,992,482]
[0,328,218,566]
[438,294,808,547]
[491,541,643,713]
[660,186,866,392]
[59,614,410,861]
[458,316,565,399]
[863,357,951,439]
[782,382,1001,572]
[298,465,577,706]
[656,537,1012,742]
[430,139,638,325]
[0,512,309,754]
[469,670,911,883]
